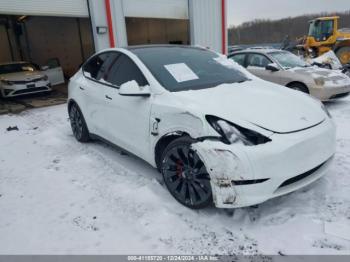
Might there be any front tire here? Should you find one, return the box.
[160,137,212,209]
[69,103,90,142]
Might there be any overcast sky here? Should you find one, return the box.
[227,0,349,26]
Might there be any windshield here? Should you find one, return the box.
[0,63,39,75]
[269,51,309,69]
[131,47,249,92]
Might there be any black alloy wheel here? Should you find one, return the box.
[69,103,90,142]
[161,137,212,209]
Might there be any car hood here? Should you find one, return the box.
[0,71,45,81]
[172,80,325,134]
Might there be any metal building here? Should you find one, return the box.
[0,0,227,76]
[89,0,228,54]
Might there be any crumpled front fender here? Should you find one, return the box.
[192,140,252,208]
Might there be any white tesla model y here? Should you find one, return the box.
[68,45,336,209]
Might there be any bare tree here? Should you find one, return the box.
[228,11,350,45]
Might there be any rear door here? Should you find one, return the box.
[80,52,119,136]
[246,53,281,83]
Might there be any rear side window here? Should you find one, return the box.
[247,54,271,68]
[230,54,246,67]
[105,54,148,87]
[83,52,117,80]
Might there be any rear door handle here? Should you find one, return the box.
[105,95,112,100]
[79,86,85,91]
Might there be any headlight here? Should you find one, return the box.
[314,77,325,86]
[1,80,14,85]
[206,115,271,146]
[321,104,332,118]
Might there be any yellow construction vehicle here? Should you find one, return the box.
[303,16,350,64]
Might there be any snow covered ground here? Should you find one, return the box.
[0,97,349,255]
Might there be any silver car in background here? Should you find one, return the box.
[229,49,350,101]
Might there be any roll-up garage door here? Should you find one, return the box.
[0,0,89,17]
[122,0,189,19]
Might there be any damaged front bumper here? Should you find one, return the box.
[192,117,336,208]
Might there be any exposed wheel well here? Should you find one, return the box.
[286,81,309,93]
[154,132,190,171]
[68,99,78,113]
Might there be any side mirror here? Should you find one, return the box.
[41,66,49,71]
[265,63,280,72]
[118,80,151,97]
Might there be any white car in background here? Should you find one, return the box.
[0,62,51,98]
[0,60,65,98]
[68,46,336,209]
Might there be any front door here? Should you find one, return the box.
[101,52,152,158]
[246,53,281,83]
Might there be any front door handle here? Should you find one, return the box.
[79,86,85,91]
[105,95,112,100]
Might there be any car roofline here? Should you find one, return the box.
[126,44,210,51]
[229,49,286,55]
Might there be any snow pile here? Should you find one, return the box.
[0,98,350,254]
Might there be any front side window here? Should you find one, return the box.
[230,54,246,67]
[269,51,309,69]
[104,54,148,87]
[247,54,271,68]
[0,63,39,74]
[131,47,249,92]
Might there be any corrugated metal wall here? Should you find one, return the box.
[89,0,226,53]
[123,0,189,19]
[189,0,226,53]
[0,0,89,17]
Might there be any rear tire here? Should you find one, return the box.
[288,83,309,94]
[160,137,212,209]
[69,103,90,142]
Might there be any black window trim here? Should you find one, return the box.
[82,50,149,89]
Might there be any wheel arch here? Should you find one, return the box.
[67,98,79,113]
[154,131,192,171]
[286,81,309,93]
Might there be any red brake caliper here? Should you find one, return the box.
[176,160,183,178]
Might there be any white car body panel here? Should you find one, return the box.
[68,47,336,208]
[44,66,65,86]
